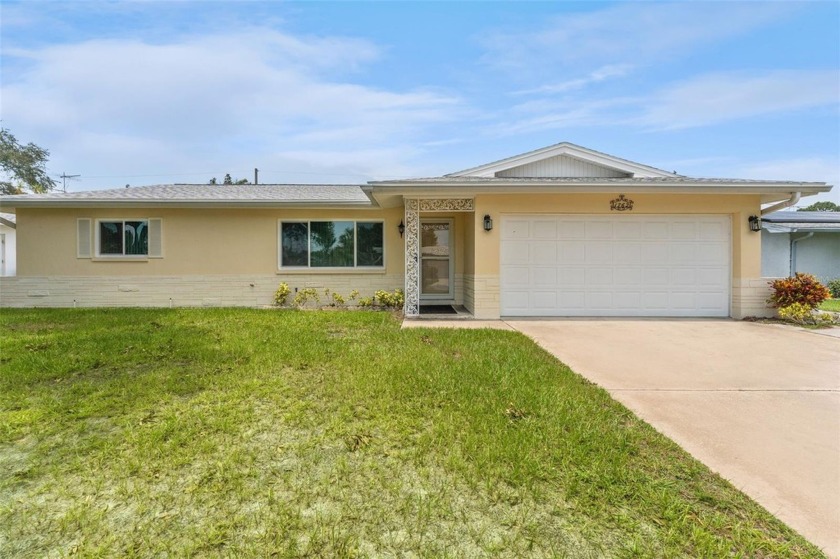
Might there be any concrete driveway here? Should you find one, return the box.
[506,319,840,557]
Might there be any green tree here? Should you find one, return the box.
[220,173,249,185]
[0,128,57,194]
[798,201,840,212]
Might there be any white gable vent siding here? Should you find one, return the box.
[496,155,631,179]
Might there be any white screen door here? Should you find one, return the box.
[420,219,454,300]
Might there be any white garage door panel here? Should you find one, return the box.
[500,215,730,317]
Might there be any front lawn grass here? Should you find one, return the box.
[0,309,824,558]
[819,298,840,312]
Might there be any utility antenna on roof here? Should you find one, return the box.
[59,172,81,193]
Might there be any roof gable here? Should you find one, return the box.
[496,154,631,178]
[447,142,679,179]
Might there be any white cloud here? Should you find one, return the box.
[635,70,840,130]
[486,70,838,136]
[0,28,463,188]
[482,96,638,136]
[730,157,840,204]
[511,64,633,95]
[481,2,796,76]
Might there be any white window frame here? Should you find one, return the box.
[278,219,385,270]
[94,218,150,259]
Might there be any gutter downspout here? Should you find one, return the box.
[790,232,814,276]
[761,192,801,216]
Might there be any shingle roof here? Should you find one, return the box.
[761,210,840,232]
[0,183,372,208]
[762,210,840,223]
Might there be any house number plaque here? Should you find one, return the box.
[610,194,634,211]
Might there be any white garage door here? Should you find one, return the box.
[500,215,730,317]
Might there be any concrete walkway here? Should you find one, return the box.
[404,317,840,554]
[503,319,840,557]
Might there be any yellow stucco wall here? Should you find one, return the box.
[8,193,769,316]
[472,193,763,279]
[15,195,763,278]
[16,207,405,276]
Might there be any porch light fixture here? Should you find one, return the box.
[398,220,405,238]
[748,215,761,232]
[483,214,493,232]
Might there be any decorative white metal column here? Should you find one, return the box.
[404,198,475,317]
[404,199,421,316]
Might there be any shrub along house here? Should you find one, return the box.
[0,142,832,318]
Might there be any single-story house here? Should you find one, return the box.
[761,211,840,284]
[0,142,832,318]
[0,212,16,277]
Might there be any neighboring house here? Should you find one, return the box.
[0,213,16,276]
[761,211,840,283]
[0,142,832,318]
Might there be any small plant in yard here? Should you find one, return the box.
[504,403,530,422]
[767,273,831,310]
[293,287,320,308]
[777,303,816,324]
[273,282,291,306]
[827,278,840,299]
[778,303,837,326]
[374,289,404,309]
[332,292,345,306]
[357,296,373,307]
[348,289,359,302]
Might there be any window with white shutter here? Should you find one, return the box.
[77,218,92,258]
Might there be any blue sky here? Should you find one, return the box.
[2,1,838,204]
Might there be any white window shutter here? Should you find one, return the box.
[148,218,163,257]
[77,218,92,258]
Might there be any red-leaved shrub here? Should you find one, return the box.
[767,273,831,309]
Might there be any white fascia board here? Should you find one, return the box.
[370,180,829,191]
[368,183,831,205]
[0,200,377,210]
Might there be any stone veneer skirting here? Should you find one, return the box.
[0,274,777,319]
[0,274,405,308]
[468,275,775,320]
[731,277,776,319]
[470,275,501,319]
[463,275,475,315]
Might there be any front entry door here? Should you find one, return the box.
[420,219,454,300]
